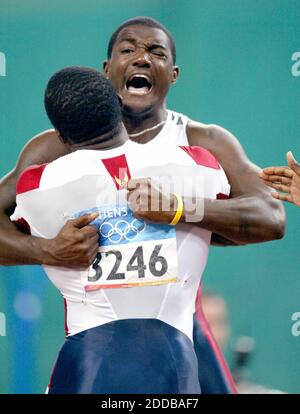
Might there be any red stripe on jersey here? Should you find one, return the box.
[14,217,31,234]
[196,286,238,394]
[101,154,132,190]
[217,193,229,200]
[16,164,47,195]
[64,298,69,337]
[179,146,220,170]
[48,354,60,390]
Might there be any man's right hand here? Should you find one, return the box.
[41,212,99,268]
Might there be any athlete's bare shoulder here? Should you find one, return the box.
[186,120,245,160]
[14,129,70,176]
[186,119,254,174]
[0,129,70,214]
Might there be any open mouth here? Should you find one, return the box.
[126,75,152,95]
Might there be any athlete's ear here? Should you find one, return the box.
[56,129,70,148]
[103,60,110,79]
[117,93,124,108]
[171,66,179,85]
[56,129,65,143]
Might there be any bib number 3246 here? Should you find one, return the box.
[83,239,178,290]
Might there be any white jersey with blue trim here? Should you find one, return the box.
[12,111,230,342]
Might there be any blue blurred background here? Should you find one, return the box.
[0,0,299,393]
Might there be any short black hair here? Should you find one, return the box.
[107,16,176,64]
[44,66,122,144]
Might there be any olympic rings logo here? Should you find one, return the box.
[99,219,147,243]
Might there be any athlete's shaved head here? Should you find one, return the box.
[44,66,122,144]
[107,16,176,64]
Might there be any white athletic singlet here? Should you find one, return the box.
[12,110,230,342]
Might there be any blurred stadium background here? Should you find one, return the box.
[0,0,299,393]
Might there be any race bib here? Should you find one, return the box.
[73,205,179,290]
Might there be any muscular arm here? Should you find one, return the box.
[128,124,285,245]
[186,122,286,244]
[210,233,243,246]
[0,130,99,266]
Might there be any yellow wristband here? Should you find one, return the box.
[170,193,184,226]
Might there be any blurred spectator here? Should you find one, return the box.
[201,291,230,350]
[201,290,286,394]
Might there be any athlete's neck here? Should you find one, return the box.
[69,123,129,151]
[122,105,168,144]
